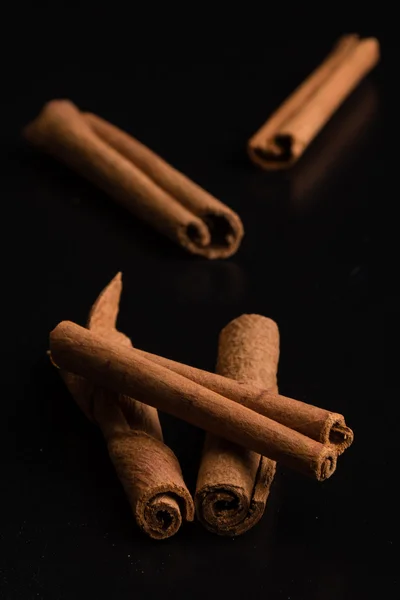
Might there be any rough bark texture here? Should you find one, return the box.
[195,315,279,535]
[127,347,353,454]
[50,320,337,481]
[58,273,194,539]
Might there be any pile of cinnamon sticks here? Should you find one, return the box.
[50,274,353,539]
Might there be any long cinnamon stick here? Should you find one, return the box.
[248,34,380,169]
[123,346,353,454]
[196,315,279,535]
[24,100,243,258]
[59,274,194,539]
[50,320,337,481]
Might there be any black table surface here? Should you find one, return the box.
[1,13,395,600]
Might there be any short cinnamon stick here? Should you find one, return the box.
[195,315,279,535]
[59,274,194,539]
[24,100,243,258]
[50,320,337,481]
[123,347,353,454]
[248,34,380,169]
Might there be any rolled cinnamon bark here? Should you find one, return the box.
[59,273,194,539]
[50,320,337,481]
[124,347,353,454]
[248,34,380,169]
[195,315,279,535]
[24,100,243,258]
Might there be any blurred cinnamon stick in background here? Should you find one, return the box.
[24,100,243,259]
[248,34,380,170]
[58,274,194,539]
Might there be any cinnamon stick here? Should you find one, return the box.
[59,274,194,539]
[248,34,380,169]
[50,320,337,481]
[195,315,279,535]
[123,347,353,454]
[24,100,243,258]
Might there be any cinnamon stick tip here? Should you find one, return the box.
[226,313,278,331]
[49,320,77,359]
[247,134,297,170]
[137,489,194,539]
[23,99,77,142]
[329,422,354,455]
[195,485,252,535]
[179,210,244,259]
[318,448,337,481]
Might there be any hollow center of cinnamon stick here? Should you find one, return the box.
[321,456,335,480]
[156,510,173,530]
[329,423,353,453]
[214,498,240,514]
[254,134,293,162]
[186,214,235,249]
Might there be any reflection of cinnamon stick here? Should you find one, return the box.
[248,34,380,169]
[24,100,243,258]
[289,82,378,204]
[59,274,194,539]
[195,315,279,535]
[126,346,353,454]
[50,320,337,481]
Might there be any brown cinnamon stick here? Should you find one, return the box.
[195,315,279,535]
[24,100,243,258]
[122,346,353,454]
[248,34,380,169]
[59,274,194,539]
[50,320,337,481]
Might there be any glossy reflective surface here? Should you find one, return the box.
[1,23,394,600]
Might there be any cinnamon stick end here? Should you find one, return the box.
[108,432,194,539]
[179,210,244,259]
[247,135,298,171]
[316,447,337,481]
[23,99,75,143]
[195,456,276,536]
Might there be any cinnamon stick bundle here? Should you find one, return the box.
[248,34,380,169]
[50,320,337,481]
[195,315,279,535]
[23,100,243,258]
[58,273,194,539]
[120,346,353,454]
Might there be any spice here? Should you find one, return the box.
[58,274,194,539]
[50,320,337,481]
[24,100,243,258]
[195,314,279,535]
[123,347,353,454]
[248,34,380,169]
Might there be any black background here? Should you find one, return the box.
[1,7,396,600]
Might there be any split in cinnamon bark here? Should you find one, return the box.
[23,100,243,258]
[121,346,353,454]
[248,34,380,169]
[196,314,279,535]
[57,273,194,539]
[50,320,338,481]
